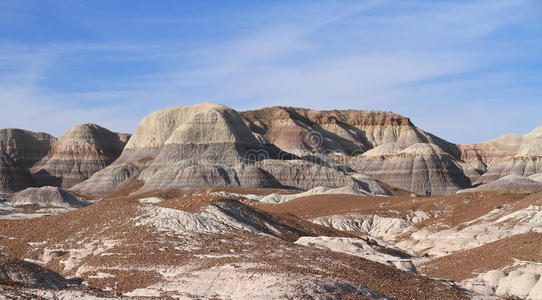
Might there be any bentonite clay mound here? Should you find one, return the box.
[459,174,542,193]
[31,123,130,188]
[2,103,541,197]
[70,160,147,197]
[116,102,265,163]
[348,143,471,194]
[9,186,87,207]
[73,103,391,197]
[0,129,57,193]
[529,173,542,183]
[240,106,460,157]
[460,126,542,184]
[0,152,35,194]
[0,128,56,169]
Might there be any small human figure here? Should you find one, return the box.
[428,188,431,197]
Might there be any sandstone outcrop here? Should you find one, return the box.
[31,124,130,188]
[241,107,460,157]
[9,186,87,207]
[117,103,263,163]
[461,126,542,184]
[0,152,35,193]
[0,129,56,193]
[3,104,540,197]
[458,174,542,193]
[132,158,390,194]
[70,161,146,197]
[348,143,471,194]
[529,173,542,183]
[259,186,373,204]
[255,159,390,194]
[74,103,391,197]
[136,161,280,192]
[0,129,56,169]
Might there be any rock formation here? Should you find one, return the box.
[240,107,460,157]
[0,129,56,193]
[31,123,130,188]
[460,126,542,184]
[259,186,373,204]
[2,102,531,197]
[0,129,56,169]
[458,174,542,193]
[9,186,87,207]
[70,160,146,197]
[117,103,261,163]
[348,143,471,194]
[529,173,542,183]
[0,255,83,289]
[0,125,128,193]
[73,103,391,197]
[254,159,389,194]
[0,151,35,193]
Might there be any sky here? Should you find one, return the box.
[0,0,541,144]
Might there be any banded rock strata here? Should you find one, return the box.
[348,143,471,194]
[31,124,130,188]
[9,186,87,207]
[2,103,541,196]
[0,129,56,193]
[241,106,460,157]
[0,151,34,193]
[73,103,390,197]
[461,126,542,184]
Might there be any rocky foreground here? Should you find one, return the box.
[1,186,542,298]
[0,187,467,299]
[0,103,541,299]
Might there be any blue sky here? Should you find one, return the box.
[1,0,541,144]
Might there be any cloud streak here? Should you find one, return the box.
[0,0,540,143]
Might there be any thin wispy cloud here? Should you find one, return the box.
[0,0,540,143]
